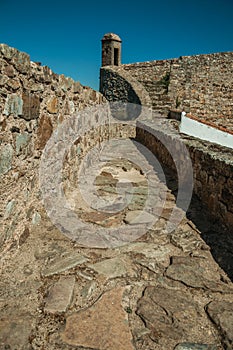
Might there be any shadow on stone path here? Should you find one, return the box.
[135,138,233,282]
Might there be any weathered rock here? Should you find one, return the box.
[170,229,210,252]
[6,78,21,90]
[0,44,30,74]
[32,211,41,225]
[18,226,30,246]
[80,280,96,300]
[0,144,14,175]
[16,132,31,155]
[4,64,15,77]
[119,242,177,266]
[22,92,40,120]
[80,210,123,227]
[42,66,53,82]
[206,301,233,348]
[4,199,16,218]
[94,172,118,186]
[41,251,88,277]
[47,96,58,114]
[12,49,31,74]
[0,314,34,349]
[137,286,214,343]
[30,82,44,92]
[37,114,53,149]
[88,255,136,279]
[61,287,134,350]
[0,43,18,60]
[174,343,217,350]
[124,210,155,225]
[72,81,81,93]
[3,94,23,116]
[44,276,75,314]
[0,73,8,86]
[165,256,228,291]
[59,74,73,91]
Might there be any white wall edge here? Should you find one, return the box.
[180,115,233,150]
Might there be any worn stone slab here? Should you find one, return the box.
[88,255,136,279]
[47,96,58,114]
[170,228,210,252]
[37,114,53,150]
[137,286,216,344]
[124,210,155,225]
[174,343,217,350]
[61,287,134,350]
[41,251,88,277]
[22,92,40,120]
[44,276,75,314]
[16,132,31,155]
[0,314,34,349]
[206,301,233,348]
[165,256,231,292]
[3,94,23,116]
[119,242,178,266]
[0,144,14,175]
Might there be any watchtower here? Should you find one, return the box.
[101,33,122,66]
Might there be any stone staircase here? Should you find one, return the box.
[138,80,173,115]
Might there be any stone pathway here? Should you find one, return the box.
[0,139,233,350]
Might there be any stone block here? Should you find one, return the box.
[3,94,23,116]
[0,144,14,175]
[206,301,233,348]
[41,251,88,277]
[44,276,75,314]
[61,287,134,350]
[47,96,58,114]
[72,81,81,93]
[37,114,53,150]
[6,78,21,90]
[22,92,40,120]
[174,344,217,350]
[4,64,15,78]
[0,314,34,349]
[0,43,16,60]
[59,74,73,91]
[12,49,30,74]
[16,132,31,155]
[0,74,8,86]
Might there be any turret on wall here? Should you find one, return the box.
[101,33,122,66]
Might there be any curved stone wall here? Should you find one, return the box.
[100,66,152,109]
[136,119,233,232]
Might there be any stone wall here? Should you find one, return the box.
[136,119,233,232]
[100,52,233,129]
[0,44,106,254]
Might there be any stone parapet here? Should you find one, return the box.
[136,118,233,232]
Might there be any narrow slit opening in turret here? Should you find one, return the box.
[114,48,119,65]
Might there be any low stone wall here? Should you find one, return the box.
[136,119,233,232]
[100,52,233,129]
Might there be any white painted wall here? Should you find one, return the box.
[180,115,233,150]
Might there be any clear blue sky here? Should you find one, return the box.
[0,0,232,90]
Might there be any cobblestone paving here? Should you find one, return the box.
[0,139,233,350]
